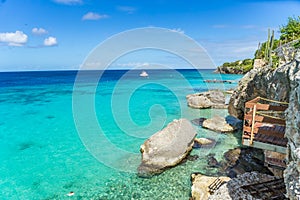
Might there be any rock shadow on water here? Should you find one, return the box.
[46,115,55,119]
[18,141,35,151]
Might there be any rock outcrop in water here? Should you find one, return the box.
[202,115,235,133]
[228,49,300,199]
[138,118,196,177]
[186,90,227,109]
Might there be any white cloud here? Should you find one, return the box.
[32,27,48,35]
[53,0,82,5]
[117,6,136,14]
[170,28,185,34]
[82,12,109,20]
[0,31,28,46]
[44,36,57,46]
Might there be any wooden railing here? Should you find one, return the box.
[242,97,288,153]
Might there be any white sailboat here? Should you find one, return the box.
[139,70,149,77]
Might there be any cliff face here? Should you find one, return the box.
[284,52,300,199]
[228,50,300,199]
[228,61,297,119]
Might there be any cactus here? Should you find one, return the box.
[269,30,274,65]
[264,29,270,61]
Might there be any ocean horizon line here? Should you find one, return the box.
[0,68,217,73]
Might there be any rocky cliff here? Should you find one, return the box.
[284,51,300,199]
[228,49,300,199]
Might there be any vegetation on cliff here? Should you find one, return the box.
[216,16,300,74]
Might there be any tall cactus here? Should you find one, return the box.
[269,30,274,65]
[265,29,270,61]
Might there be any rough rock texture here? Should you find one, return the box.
[284,51,300,199]
[208,172,276,200]
[228,59,299,119]
[253,59,266,70]
[190,173,231,200]
[228,49,300,200]
[186,90,226,109]
[193,138,216,149]
[202,115,235,133]
[219,147,272,178]
[138,118,196,177]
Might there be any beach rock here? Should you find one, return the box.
[138,118,196,177]
[186,90,226,109]
[193,138,216,149]
[202,115,235,133]
[208,172,276,200]
[190,173,230,200]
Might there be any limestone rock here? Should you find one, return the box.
[253,59,266,70]
[193,138,216,149]
[138,118,196,177]
[208,172,276,200]
[186,90,226,109]
[284,49,300,200]
[190,173,231,200]
[202,115,235,133]
[228,57,298,119]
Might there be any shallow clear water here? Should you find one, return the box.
[0,69,242,199]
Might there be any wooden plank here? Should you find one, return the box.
[245,103,288,111]
[243,126,285,138]
[244,114,286,125]
[242,139,287,153]
[250,105,257,145]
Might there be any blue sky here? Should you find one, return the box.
[0,0,299,71]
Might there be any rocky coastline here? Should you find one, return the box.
[137,48,299,199]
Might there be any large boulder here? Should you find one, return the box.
[138,118,196,177]
[186,90,226,109]
[202,115,235,133]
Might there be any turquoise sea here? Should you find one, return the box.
[0,69,242,199]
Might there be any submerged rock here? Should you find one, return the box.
[193,138,216,149]
[190,173,230,200]
[202,115,235,133]
[191,118,206,126]
[186,90,226,109]
[207,154,220,168]
[138,118,196,177]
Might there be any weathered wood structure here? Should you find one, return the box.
[242,97,289,154]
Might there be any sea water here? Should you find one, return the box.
[0,69,242,199]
